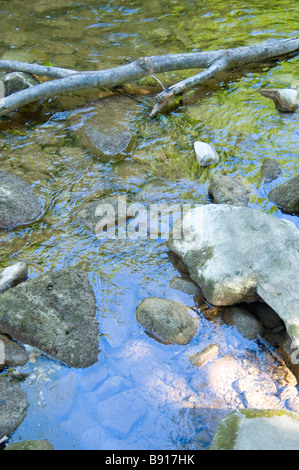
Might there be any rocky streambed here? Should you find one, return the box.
[1,68,299,450]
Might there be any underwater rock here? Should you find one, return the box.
[210,409,299,450]
[194,141,219,167]
[261,158,282,183]
[269,175,299,214]
[222,306,263,340]
[96,389,147,437]
[0,333,29,368]
[189,343,219,367]
[0,71,39,96]
[0,377,29,441]
[259,88,298,112]
[72,195,131,236]
[4,440,54,451]
[208,174,250,206]
[0,262,28,294]
[0,172,43,229]
[168,204,299,348]
[0,268,99,368]
[67,95,138,161]
[191,354,284,412]
[169,277,202,297]
[136,297,198,345]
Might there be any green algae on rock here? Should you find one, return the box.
[210,409,299,450]
[4,440,54,451]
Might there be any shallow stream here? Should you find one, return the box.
[0,0,299,450]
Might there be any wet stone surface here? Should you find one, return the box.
[0,172,43,229]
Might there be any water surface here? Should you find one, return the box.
[0,0,299,450]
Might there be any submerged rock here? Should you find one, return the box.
[269,175,299,214]
[0,172,43,229]
[222,306,263,340]
[0,71,39,97]
[191,354,284,412]
[0,262,28,294]
[136,297,198,345]
[169,277,202,297]
[0,334,29,368]
[194,141,219,167]
[4,440,54,451]
[261,158,281,183]
[168,204,299,348]
[208,174,250,206]
[0,378,28,441]
[210,409,299,450]
[67,95,139,161]
[189,344,219,367]
[72,195,131,236]
[0,268,99,368]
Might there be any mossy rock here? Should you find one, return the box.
[5,440,54,451]
[210,409,299,450]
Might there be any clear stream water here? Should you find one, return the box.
[0,0,299,450]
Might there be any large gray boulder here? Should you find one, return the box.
[0,172,43,229]
[0,378,28,441]
[0,268,99,368]
[72,195,131,236]
[67,95,138,161]
[168,204,299,348]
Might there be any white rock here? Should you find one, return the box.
[259,88,298,112]
[0,262,28,294]
[194,141,219,167]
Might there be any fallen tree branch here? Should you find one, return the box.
[150,38,299,116]
[0,60,77,79]
[149,54,230,117]
[0,38,298,118]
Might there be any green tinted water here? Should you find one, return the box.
[0,0,298,450]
